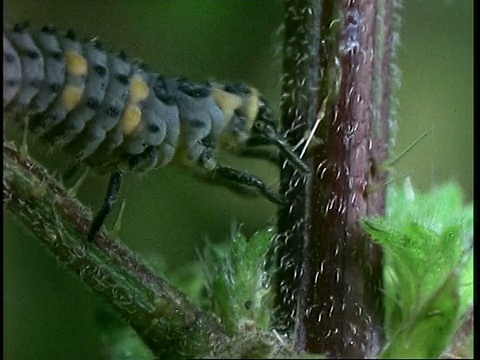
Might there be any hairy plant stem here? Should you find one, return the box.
[3,142,229,359]
[277,0,401,357]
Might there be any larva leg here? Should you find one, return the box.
[213,164,285,205]
[88,170,123,242]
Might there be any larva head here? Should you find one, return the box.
[213,82,309,173]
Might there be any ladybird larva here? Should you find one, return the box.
[3,22,309,242]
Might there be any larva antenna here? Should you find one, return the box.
[248,96,310,174]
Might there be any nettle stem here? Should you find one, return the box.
[3,142,229,359]
[276,0,401,357]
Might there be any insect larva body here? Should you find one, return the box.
[29,25,66,115]
[4,24,45,110]
[3,22,309,241]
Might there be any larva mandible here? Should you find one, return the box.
[3,22,309,242]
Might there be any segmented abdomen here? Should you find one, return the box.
[3,23,231,173]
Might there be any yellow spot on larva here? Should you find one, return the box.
[65,50,88,77]
[61,85,85,111]
[129,74,149,103]
[212,88,243,122]
[119,104,142,135]
[240,88,260,128]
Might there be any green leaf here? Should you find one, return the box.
[379,270,460,358]
[362,181,473,357]
[201,228,277,334]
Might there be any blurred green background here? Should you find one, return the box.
[4,1,472,359]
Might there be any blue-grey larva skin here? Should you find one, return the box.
[3,23,276,174]
[4,22,313,241]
